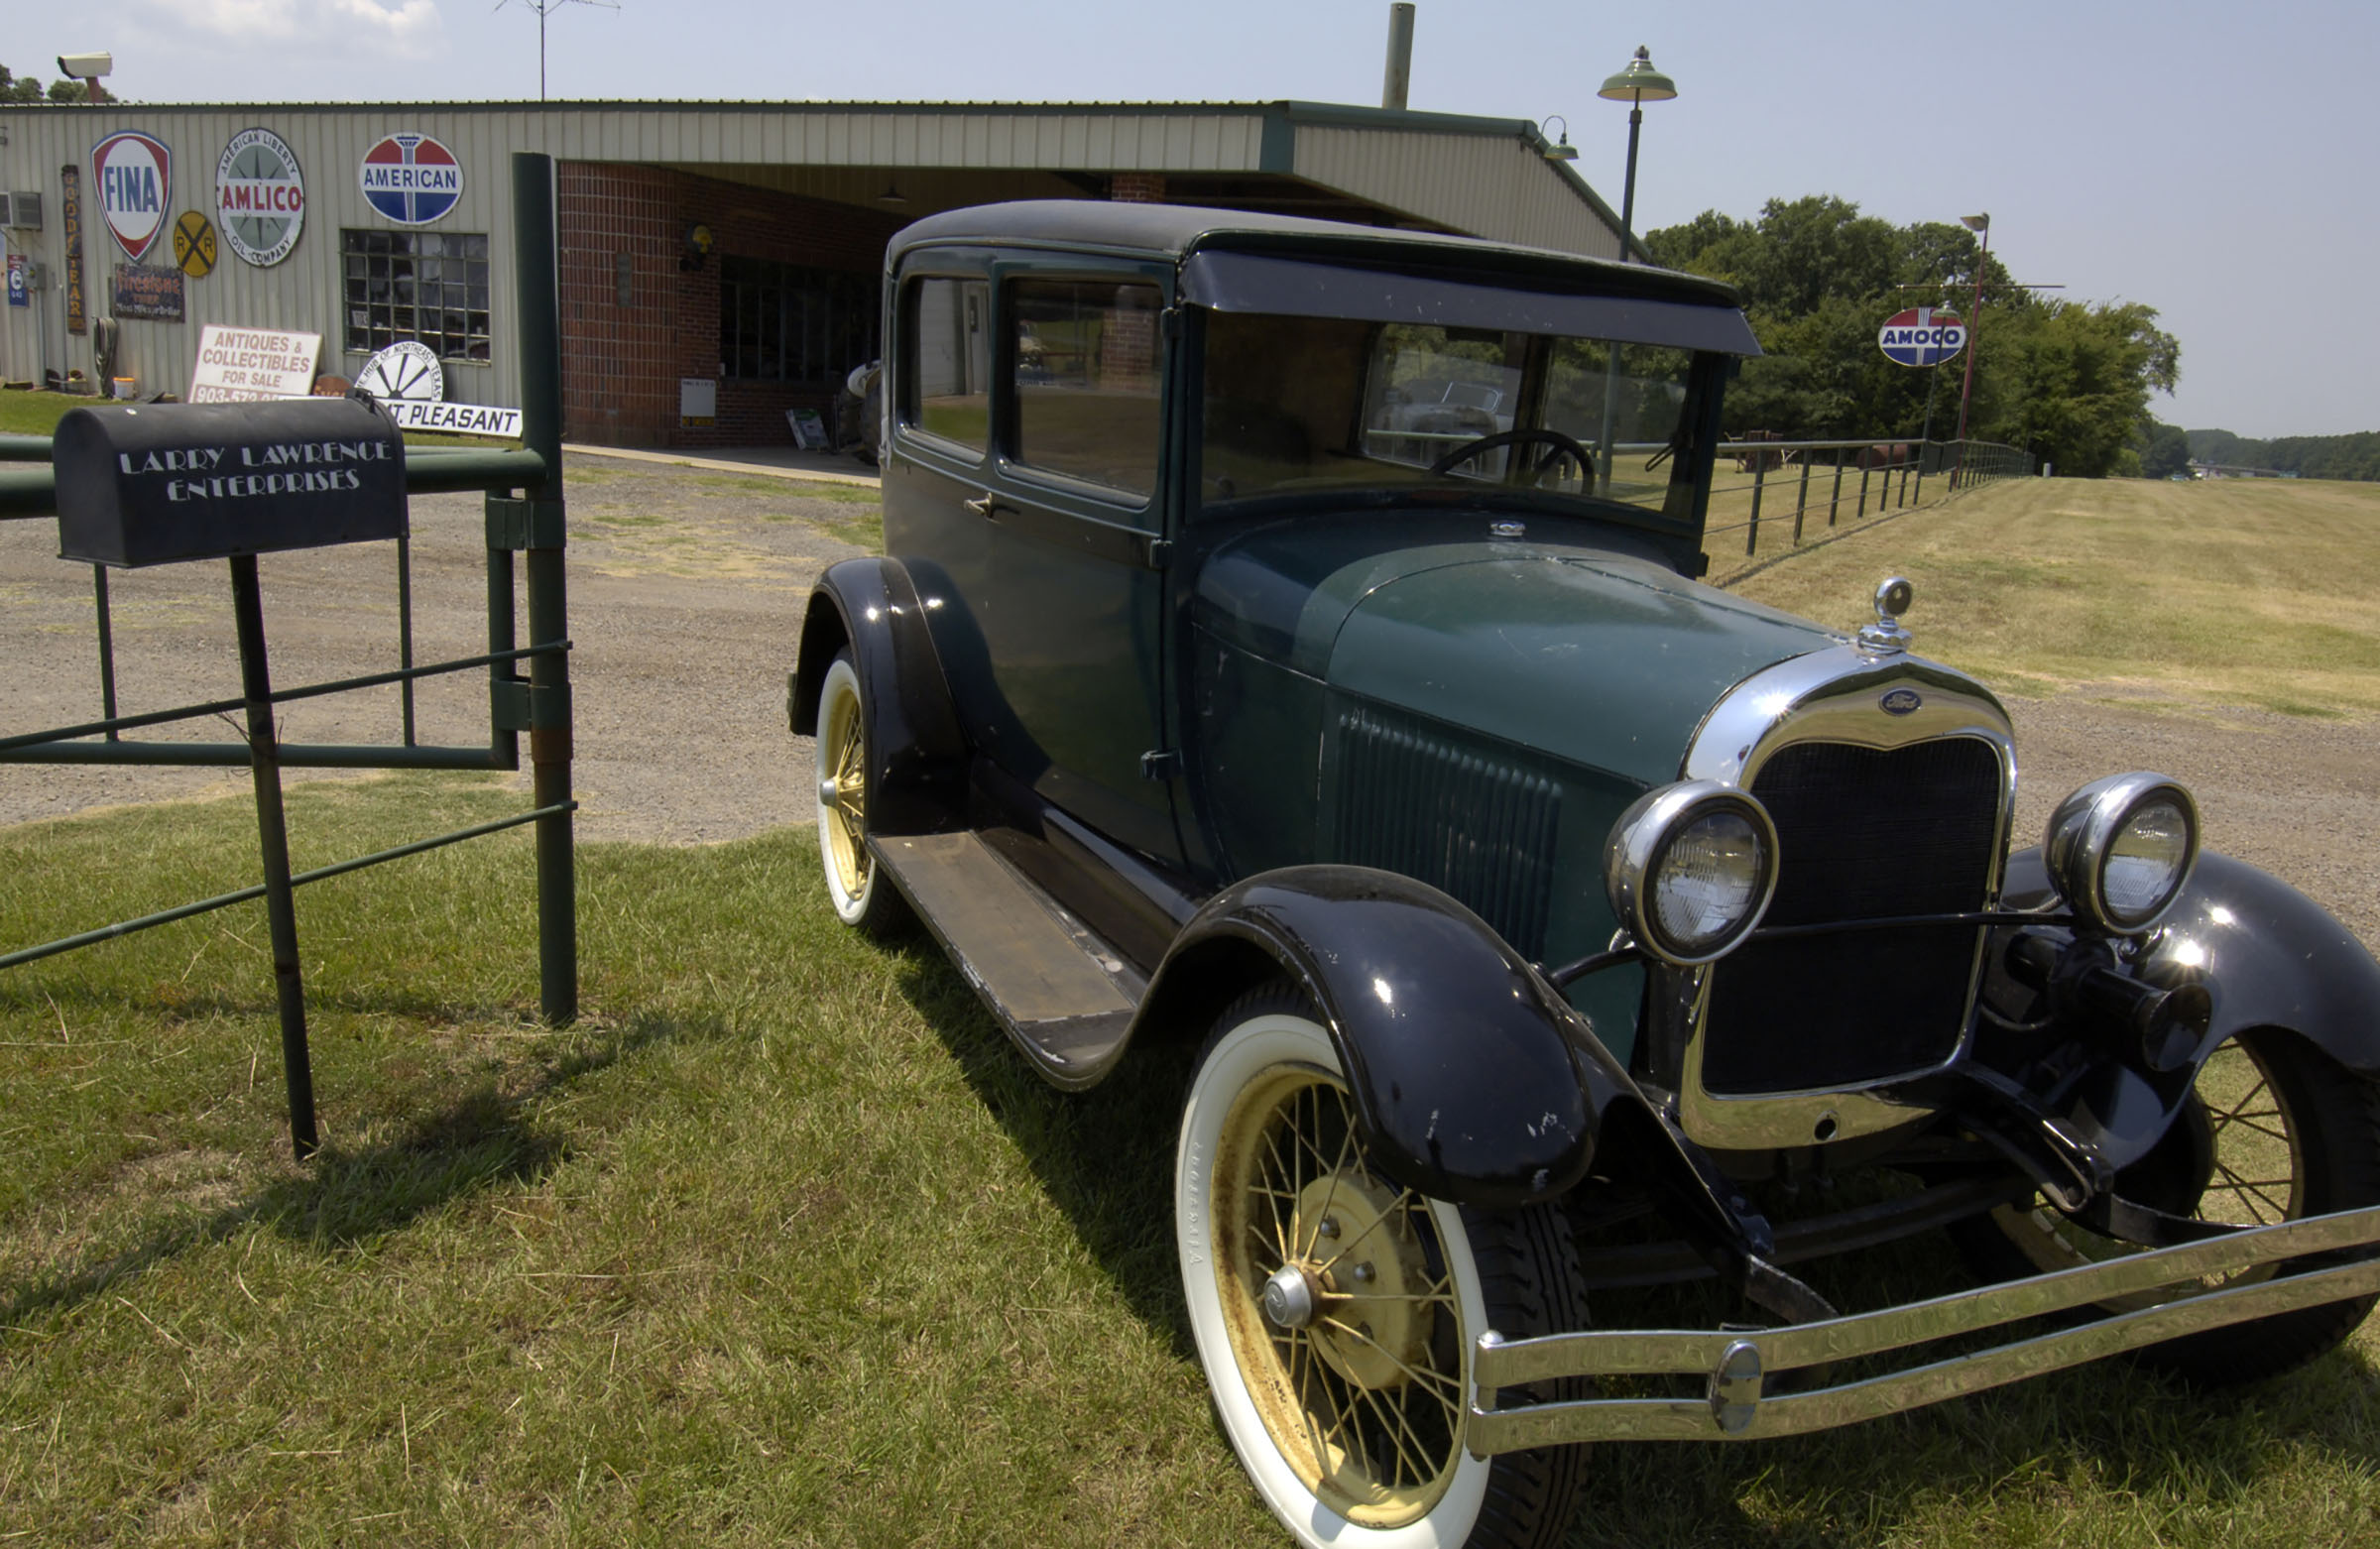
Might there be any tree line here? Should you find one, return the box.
[2180,426,2380,483]
[1644,195,2178,478]
[0,65,95,104]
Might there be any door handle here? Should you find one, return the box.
[965,493,1011,520]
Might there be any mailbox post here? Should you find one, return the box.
[53,396,413,1157]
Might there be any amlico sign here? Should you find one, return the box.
[217,127,305,267]
[359,133,462,226]
[93,130,173,263]
[1877,307,1966,367]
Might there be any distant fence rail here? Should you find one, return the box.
[1708,436,2034,560]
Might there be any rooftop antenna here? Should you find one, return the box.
[495,0,619,102]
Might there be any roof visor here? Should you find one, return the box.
[1178,250,1762,356]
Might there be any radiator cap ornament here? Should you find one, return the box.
[1857,575,1914,656]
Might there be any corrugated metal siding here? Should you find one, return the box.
[0,105,558,411]
[0,101,1615,416]
[1293,124,1621,259]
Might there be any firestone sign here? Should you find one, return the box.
[217,127,305,267]
[359,133,462,226]
[1877,306,1966,368]
[93,130,174,263]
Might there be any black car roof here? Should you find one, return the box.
[888,199,1743,311]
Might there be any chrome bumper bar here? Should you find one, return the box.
[1469,1204,2380,1450]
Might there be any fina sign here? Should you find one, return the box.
[1877,306,1966,367]
[93,130,173,263]
[359,133,463,226]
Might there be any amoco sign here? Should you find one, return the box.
[217,127,305,267]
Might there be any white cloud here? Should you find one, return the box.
[134,0,445,61]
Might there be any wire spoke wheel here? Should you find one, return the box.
[1958,1027,2380,1384]
[811,652,902,932]
[1218,1063,1464,1522]
[1177,991,1588,1549]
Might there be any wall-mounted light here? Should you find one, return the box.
[877,183,908,206]
[1540,115,1578,162]
[678,221,713,272]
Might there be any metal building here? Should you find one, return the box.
[0,99,1621,448]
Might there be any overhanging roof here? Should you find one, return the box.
[10,97,1625,257]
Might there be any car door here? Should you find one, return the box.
[883,255,1007,774]
[975,260,1181,865]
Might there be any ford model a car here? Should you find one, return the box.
[789,202,2380,1549]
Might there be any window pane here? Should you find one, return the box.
[1012,279,1161,497]
[906,277,990,451]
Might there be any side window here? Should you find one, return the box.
[1011,279,1162,499]
[902,277,991,453]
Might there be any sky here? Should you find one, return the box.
[12,0,2376,438]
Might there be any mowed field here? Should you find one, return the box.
[3,471,2380,1545]
[1729,475,2380,719]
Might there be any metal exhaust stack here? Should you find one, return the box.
[1382,2,1415,110]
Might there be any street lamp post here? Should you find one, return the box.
[1597,45,1677,265]
[1952,212,1990,485]
[1593,46,1676,493]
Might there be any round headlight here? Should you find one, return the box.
[1606,781,1781,965]
[2043,773,2200,933]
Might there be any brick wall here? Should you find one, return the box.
[557,163,905,447]
[1108,173,1167,203]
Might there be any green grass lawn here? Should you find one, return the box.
[1729,476,2380,718]
[5,776,2380,1546]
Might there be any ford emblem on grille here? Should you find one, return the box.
[1879,688,1924,716]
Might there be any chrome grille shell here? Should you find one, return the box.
[1670,646,2018,1151]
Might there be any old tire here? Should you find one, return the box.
[1175,989,1588,1549]
[812,652,905,935]
[1954,1027,2380,1385]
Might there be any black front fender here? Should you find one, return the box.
[1138,865,1636,1209]
[789,557,968,836]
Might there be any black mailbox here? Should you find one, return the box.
[53,398,408,568]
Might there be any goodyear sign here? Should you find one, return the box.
[1877,306,1965,367]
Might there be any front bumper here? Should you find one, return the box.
[1468,1203,2380,1450]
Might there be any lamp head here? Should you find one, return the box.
[1961,212,1990,232]
[1540,115,1579,161]
[1598,46,1678,103]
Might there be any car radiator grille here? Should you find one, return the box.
[1701,737,2003,1096]
[1333,705,1560,960]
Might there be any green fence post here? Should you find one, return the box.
[1792,457,1811,543]
[514,152,578,1027]
[1829,450,1844,527]
[1745,460,1766,557]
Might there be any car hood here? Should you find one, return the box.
[1195,524,1834,788]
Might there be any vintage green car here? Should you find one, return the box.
[789,201,2380,1549]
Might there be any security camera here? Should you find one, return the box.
[57,52,113,79]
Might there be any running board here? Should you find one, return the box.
[870,831,1144,1089]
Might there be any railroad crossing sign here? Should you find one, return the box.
[1877,306,1965,367]
[172,210,217,279]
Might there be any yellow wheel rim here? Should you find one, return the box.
[820,679,869,900]
[1211,1063,1466,1528]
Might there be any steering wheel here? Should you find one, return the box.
[1428,426,1596,486]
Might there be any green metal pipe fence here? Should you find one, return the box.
[1706,435,2036,562]
[0,151,577,1159]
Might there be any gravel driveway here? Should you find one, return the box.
[4,456,2373,956]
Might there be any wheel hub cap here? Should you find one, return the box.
[1287,1171,1431,1390]
[1262,1264,1320,1330]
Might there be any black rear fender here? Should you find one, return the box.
[789,558,969,836]
[1135,865,1636,1209]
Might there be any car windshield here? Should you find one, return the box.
[1199,311,1701,518]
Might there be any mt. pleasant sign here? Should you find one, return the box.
[1877,307,1966,368]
